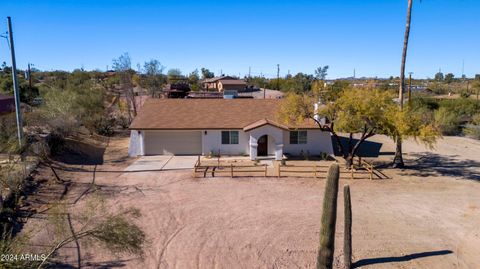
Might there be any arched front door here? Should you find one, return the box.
[258,135,268,156]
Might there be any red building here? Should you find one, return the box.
[0,93,15,114]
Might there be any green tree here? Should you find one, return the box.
[188,69,200,91]
[200,68,214,79]
[279,89,439,168]
[444,73,455,83]
[434,71,444,81]
[167,68,184,84]
[142,59,165,97]
[314,66,329,80]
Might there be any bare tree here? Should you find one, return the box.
[112,53,137,122]
[142,60,165,98]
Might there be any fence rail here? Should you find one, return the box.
[193,156,387,180]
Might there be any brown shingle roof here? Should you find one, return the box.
[202,76,236,83]
[129,99,317,130]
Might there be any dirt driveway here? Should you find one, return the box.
[22,135,480,269]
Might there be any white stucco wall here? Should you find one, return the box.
[129,127,333,159]
[248,125,284,160]
[128,130,144,157]
[202,130,249,156]
[283,129,333,156]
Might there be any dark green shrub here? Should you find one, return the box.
[435,107,461,135]
[94,117,115,136]
[464,125,480,140]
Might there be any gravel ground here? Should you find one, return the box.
[21,135,480,268]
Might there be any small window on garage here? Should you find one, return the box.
[221,131,239,144]
[290,130,307,144]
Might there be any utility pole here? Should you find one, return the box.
[353,68,356,79]
[276,64,280,91]
[248,66,251,78]
[408,72,413,105]
[7,17,24,148]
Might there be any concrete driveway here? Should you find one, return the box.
[125,155,198,172]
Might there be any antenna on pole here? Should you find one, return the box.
[276,64,280,91]
[7,17,24,148]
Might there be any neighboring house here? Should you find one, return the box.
[128,99,333,160]
[0,94,15,114]
[202,76,246,92]
[163,83,191,98]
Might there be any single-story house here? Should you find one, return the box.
[128,99,333,161]
[202,76,246,92]
[0,93,15,114]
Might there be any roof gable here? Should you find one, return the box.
[243,118,289,131]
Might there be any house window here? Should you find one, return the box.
[290,130,307,144]
[221,131,239,144]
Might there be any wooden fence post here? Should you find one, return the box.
[314,164,317,178]
[230,164,233,178]
[351,168,354,180]
[278,163,281,178]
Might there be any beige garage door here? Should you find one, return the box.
[144,130,202,155]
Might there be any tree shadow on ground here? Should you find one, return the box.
[332,136,389,158]
[48,258,132,268]
[52,138,106,165]
[353,250,453,268]
[399,152,480,181]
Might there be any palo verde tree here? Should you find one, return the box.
[279,88,439,168]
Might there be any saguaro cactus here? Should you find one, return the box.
[343,185,352,269]
[316,163,340,269]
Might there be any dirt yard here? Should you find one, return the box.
[20,135,480,268]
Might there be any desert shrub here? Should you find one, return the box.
[116,115,130,129]
[435,107,462,135]
[472,113,480,125]
[0,114,21,153]
[464,124,480,140]
[460,89,471,99]
[437,98,478,118]
[37,85,105,137]
[38,88,82,136]
[0,231,37,269]
[410,97,439,111]
[94,116,115,136]
[319,152,330,160]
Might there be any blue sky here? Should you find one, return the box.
[0,0,479,79]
